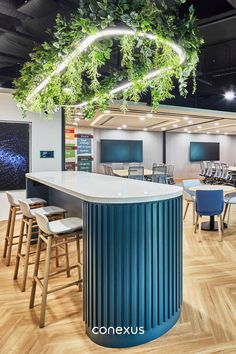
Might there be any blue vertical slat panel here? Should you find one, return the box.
[130,204,138,328]
[102,204,108,328]
[168,199,173,318]
[97,204,102,327]
[115,205,122,327]
[83,196,183,348]
[158,202,164,325]
[145,203,152,330]
[163,201,169,322]
[152,203,158,328]
[83,202,87,322]
[138,203,145,328]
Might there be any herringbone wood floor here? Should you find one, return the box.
[0,203,236,354]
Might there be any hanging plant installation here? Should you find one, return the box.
[13,0,203,119]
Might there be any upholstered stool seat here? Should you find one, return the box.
[3,192,47,266]
[46,217,83,234]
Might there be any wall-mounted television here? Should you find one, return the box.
[101,139,143,163]
[190,142,220,162]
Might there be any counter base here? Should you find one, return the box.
[86,308,181,348]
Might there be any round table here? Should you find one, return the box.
[189,185,235,231]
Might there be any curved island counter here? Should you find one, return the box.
[26,171,183,348]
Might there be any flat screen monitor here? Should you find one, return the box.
[101,139,143,163]
[190,142,220,162]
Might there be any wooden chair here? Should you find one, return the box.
[13,199,67,292]
[3,192,46,266]
[29,212,83,328]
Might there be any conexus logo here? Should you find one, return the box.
[92,326,145,335]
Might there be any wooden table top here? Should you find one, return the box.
[113,169,153,177]
[189,185,235,194]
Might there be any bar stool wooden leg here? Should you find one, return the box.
[76,236,82,292]
[6,207,17,266]
[64,237,70,277]
[21,219,33,292]
[29,235,43,309]
[3,207,12,258]
[39,235,52,328]
[13,217,25,280]
[55,238,60,268]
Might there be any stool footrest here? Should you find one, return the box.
[38,264,80,280]
[46,280,83,295]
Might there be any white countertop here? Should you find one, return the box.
[26,171,183,204]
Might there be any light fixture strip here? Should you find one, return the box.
[26,27,186,105]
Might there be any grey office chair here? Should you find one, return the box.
[128,166,144,181]
[103,165,114,176]
[152,165,167,184]
[166,164,175,184]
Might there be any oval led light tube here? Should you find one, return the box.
[26,27,186,107]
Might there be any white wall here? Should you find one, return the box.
[167,132,236,178]
[93,128,163,173]
[0,93,62,220]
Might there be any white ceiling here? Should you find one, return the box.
[65,104,236,135]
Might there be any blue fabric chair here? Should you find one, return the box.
[195,190,224,242]
[223,192,236,226]
[182,179,201,224]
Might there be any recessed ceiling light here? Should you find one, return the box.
[188,120,193,124]
[207,131,210,134]
[74,118,80,122]
[144,128,148,131]
[161,127,166,130]
[214,122,219,126]
[216,130,220,133]
[224,91,235,100]
[139,117,145,120]
[104,110,111,113]
[173,124,178,128]
[188,131,191,134]
[122,124,127,128]
[117,127,122,130]
[147,113,153,117]
[184,128,188,131]
[183,116,189,120]
[197,125,202,129]
[225,132,228,135]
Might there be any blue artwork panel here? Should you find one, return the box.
[0,122,30,190]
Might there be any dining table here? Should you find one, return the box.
[189,184,235,231]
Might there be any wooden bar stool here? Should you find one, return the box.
[3,191,47,266]
[14,199,67,292]
[29,212,83,328]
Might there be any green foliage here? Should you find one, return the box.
[13,0,203,119]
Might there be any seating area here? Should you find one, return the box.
[103,163,176,184]
[200,161,235,185]
[182,178,236,242]
[2,191,83,328]
[1,0,236,352]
